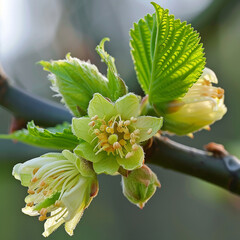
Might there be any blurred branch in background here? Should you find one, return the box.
[1,65,240,197]
[0,65,72,127]
[191,0,239,30]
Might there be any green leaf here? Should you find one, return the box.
[39,54,110,117]
[0,121,79,150]
[130,3,205,104]
[96,38,128,101]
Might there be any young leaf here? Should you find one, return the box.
[130,3,205,104]
[96,38,128,101]
[39,54,110,117]
[0,121,79,150]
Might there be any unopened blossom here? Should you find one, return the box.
[72,93,163,175]
[122,165,160,209]
[12,150,98,237]
[156,67,227,135]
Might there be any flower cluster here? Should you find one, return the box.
[13,93,163,237]
[72,93,163,175]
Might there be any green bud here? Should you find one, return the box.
[121,165,160,209]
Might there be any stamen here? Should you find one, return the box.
[91,115,98,121]
[40,208,48,216]
[54,200,62,207]
[100,125,107,132]
[147,128,152,135]
[124,133,130,140]
[106,127,114,134]
[124,120,131,126]
[133,129,140,135]
[94,129,100,135]
[37,188,43,193]
[28,189,35,195]
[40,181,46,187]
[27,202,34,207]
[39,215,47,221]
[119,139,126,146]
[88,121,95,127]
[132,144,139,151]
[31,177,38,183]
[113,142,121,149]
[33,168,39,175]
[130,117,137,123]
[118,121,124,127]
[130,139,136,145]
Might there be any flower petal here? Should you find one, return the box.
[132,116,163,142]
[64,205,85,236]
[115,93,140,120]
[74,142,106,163]
[43,208,66,237]
[88,93,116,120]
[93,155,119,175]
[62,177,91,222]
[72,117,93,143]
[117,145,144,170]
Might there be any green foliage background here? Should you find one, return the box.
[0,0,240,239]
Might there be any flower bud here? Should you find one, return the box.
[154,68,227,135]
[121,165,160,209]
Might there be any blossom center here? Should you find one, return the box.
[89,115,140,158]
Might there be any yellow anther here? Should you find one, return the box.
[33,168,39,175]
[130,117,137,123]
[31,177,38,183]
[123,128,129,134]
[40,181,46,187]
[100,124,107,132]
[94,129,100,135]
[132,144,139,151]
[119,139,127,146]
[54,200,62,207]
[118,121,124,127]
[88,121,95,127]
[113,142,121,149]
[43,190,47,196]
[124,133,130,140]
[40,208,48,216]
[27,202,34,207]
[39,215,47,221]
[28,189,35,195]
[117,126,124,133]
[124,120,131,126]
[106,127,114,134]
[108,120,113,126]
[147,128,152,135]
[133,129,140,135]
[130,133,136,139]
[130,139,136,145]
[91,115,98,121]
[125,152,134,159]
[37,188,43,194]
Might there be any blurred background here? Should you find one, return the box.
[0,0,240,239]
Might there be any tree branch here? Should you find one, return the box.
[145,137,240,195]
[0,66,72,127]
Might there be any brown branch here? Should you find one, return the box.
[145,136,240,195]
